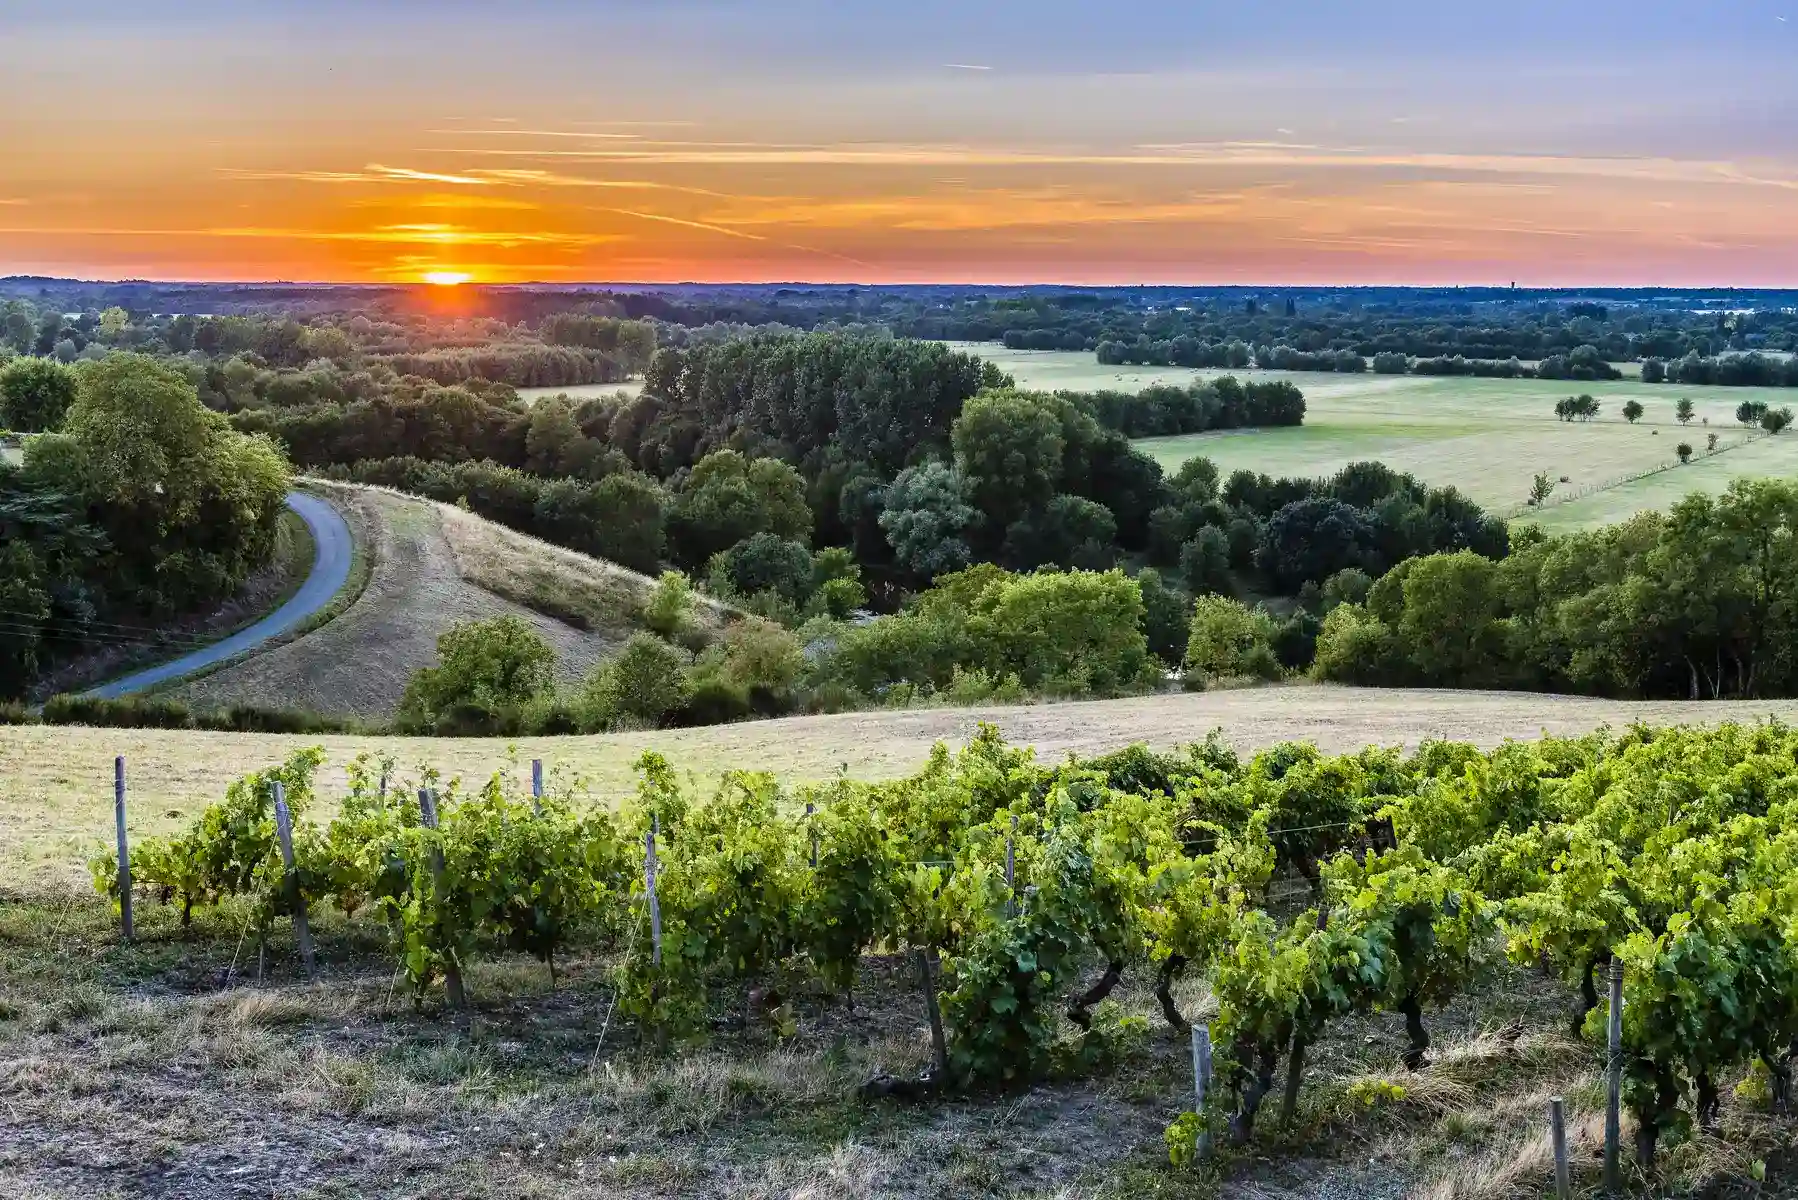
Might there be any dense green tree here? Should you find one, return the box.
[1135,568,1192,669]
[396,616,557,732]
[1180,527,1233,595]
[1622,400,1644,424]
[584,632,693,727]
[710,532,816,606]
[1257,499,1379,591]
[951,389,1064,535]
[46,353,290,611]
[878,461,980,582]
[1186,595,1281,682]
[1675,397,1694,424]
[0,358,79,432]
[668,449,810,569]
[1002,494,1117,571]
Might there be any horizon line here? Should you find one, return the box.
[4,274,1795,293]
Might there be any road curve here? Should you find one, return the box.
[84,491,354,699]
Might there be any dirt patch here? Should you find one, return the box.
[166,485,623,722]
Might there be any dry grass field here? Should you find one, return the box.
[9,684,1798,895]
[164,483,719,724]
[947,343,1798,525]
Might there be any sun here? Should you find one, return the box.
[422,270,472,287]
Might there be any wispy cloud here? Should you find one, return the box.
[473,168,731,197]
[413,138,1798,191]
[595,207,768,242]
[429,129,644,140]
[595,207,870,268]
[204,224,622,248]
[944,63,993,71]
[220,163,494,186]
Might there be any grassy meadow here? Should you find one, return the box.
[517,379,645,404]
[950,343,1798,526]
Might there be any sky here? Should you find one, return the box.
[2,0,1796,286]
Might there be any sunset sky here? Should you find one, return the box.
[4,0,1797,286]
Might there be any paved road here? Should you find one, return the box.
[85,491,354,699]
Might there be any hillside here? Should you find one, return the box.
[163,482,729,721]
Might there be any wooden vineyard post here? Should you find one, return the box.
[915,948,948,1083]
[1550,1097,1572,1200]
[646,817,662,965]
[1605,959,1624,1191]
[271,782,316,979]
[417,788,466,1009]
[1004,814,1017,917]
[113,756,133,942]
[530,759,544,814]
[1192,1025,1213,1159]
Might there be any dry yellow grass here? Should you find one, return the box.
[438,500,730,637]
[7,684,1798,894]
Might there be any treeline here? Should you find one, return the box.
[1647,351,1798,388]
[1,355,291,699]
[1100,339,1624,382]
[1315,479,1798,698]
[373,345,629,389]
[0,297,660,383]
[1056,379,1305,439]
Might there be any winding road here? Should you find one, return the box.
[84,491,354,699]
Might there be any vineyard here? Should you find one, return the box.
[80,721,1798,1194]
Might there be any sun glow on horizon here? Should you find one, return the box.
[422,270,473,286]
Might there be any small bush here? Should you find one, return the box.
[395,616,557,734]
[643,571,695,639]
[584,633,693,728]
[1185,595,1281,682]
[35,694,357,734]
[42,694,195,729]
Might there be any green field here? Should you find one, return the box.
[517,379,644,403]
[948,344,1798,526]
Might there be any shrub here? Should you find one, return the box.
[710,532,815,606]
[36,694,357,734]
[1185,595,1281,682]
[643,571,695,639]
[584,632,693,728]
[396,616,556,734]
[717,618,807,705]
[810,576,866,621]
[967,568,1157,695]
[43,693,195,729]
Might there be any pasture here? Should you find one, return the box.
[952,344,1798,524]
[517,379,644,404]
